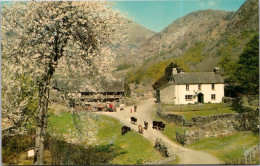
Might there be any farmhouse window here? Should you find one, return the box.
[212,84,215,90]
[211,94,216,100]
[185,95,192,100]
[198,84,201,90]
[186,84,189,91]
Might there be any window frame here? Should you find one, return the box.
[198,84,201,90]
[212,84,215,90]
[211,94,216,100]
[186,84,189,91]
[185,95,193,100]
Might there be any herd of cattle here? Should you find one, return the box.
[121,117,166,135]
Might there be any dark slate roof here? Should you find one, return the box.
[52,79,124,93]
[171,72,224,84]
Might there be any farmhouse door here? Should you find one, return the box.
[198,93,204,103]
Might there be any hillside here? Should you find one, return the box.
[111,19,156,71]
[120,0,259,88]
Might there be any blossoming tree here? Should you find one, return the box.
[1,1,126,164]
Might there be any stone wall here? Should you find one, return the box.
[157,111,185,126]
[189,109,259,132]
[179,109,259,145]
[158,107,259,145]
[159,84,175,104]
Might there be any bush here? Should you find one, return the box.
[45,134,125,165]
[2,131,35,164]
[116,63,132,71]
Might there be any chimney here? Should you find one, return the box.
[172,68,177,75]
[214,67,220,74]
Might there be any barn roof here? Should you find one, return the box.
[171,72,224,84]
[53,79,124,93]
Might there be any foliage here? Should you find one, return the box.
[116,63,133,71]
[2,132,35,164]
[187,131,259,164]
[124,83,131,97]
[152,62,183,89]
[125,42,204,86]
[219,33,259,96]
[234,34,259,95]
[2,1,126,163]
[2,60,38,134]
[45,134,124,165]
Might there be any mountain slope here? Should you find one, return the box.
[122,0,259,87]
[111,20,156,70]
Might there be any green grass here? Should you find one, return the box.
[187,131,259,164]
[164,103,236,120]
[94,115,162,165]
[48,107,162,165]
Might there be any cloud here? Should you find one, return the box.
[209,1,217,6]
[200,2,205,7]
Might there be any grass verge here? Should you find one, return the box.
[187,131,259,164]
[164,103,236,120]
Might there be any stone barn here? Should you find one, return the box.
[155,67,224,105]
[52,79,125,105]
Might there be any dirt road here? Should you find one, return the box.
[97,98,224,164]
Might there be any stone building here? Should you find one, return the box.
[53,79,125,105]
[155,67,224,105]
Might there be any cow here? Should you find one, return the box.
[144,121,148,130]
[158,123,166,131]
[121,126,131,135]
[138,125,143,134]
[152,121,165,130]
[131,117,137,124]
[152,121,159,130]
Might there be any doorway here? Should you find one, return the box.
[198,93,204,103]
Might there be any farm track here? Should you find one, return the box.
[96,98,224,164]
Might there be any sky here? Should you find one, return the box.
[1,0,247,32]
[112,0,247,32]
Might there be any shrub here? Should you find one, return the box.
[45,134,125,165]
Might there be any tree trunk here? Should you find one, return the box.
[34,82,50,165]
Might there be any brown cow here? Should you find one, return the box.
[138,125,143,134]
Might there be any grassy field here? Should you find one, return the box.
[93,115,162,164]
[47,105,162,165]
[164,103,236,120]
[187,131,259,164]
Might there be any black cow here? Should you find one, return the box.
[131,117,137,124]
[158,123,166,131]
[152,121,165,130]
[152,121,162,129]
[121,126,131,135]
[144,121,148,130]
[152,121,158,129]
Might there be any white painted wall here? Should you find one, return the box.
[174,83,224,105]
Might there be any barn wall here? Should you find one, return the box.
[159,84,175,104]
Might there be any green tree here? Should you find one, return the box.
[153,62,183,89]
[124,83,131,97]
[235,34,259,94]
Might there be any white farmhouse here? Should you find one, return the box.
[155,67,224,105]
